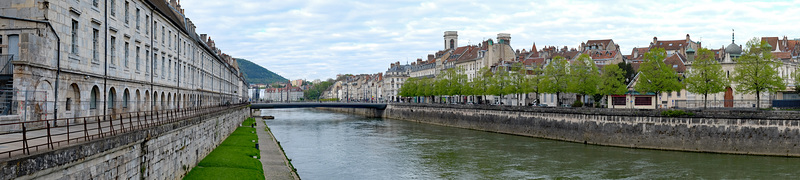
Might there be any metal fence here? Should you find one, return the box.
[673,100,773,109]
[0,103,247,159]
[0,54,13,75]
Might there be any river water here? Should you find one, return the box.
[262,108,800,179]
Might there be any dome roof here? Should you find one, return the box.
[725,42,742,55]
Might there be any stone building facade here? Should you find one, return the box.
[0,0,248,121]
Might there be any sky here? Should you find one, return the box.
[180,0,800,81]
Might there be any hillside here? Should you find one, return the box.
[236,58,288,85]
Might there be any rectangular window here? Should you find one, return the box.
[71,20,79,54]
[145,16,150,34]
[136,46,140,70]
[110,0,116,17]
[145,49,150,72]
[110,36,116,65]
[135,8,140,30]
[168,31,171,49]
[124,1,129,24]
[635,97,652,106]
[92,29,99,62]
[153,53,157,75]
[8,35,19,60]
[93,0,98,8]
[612,97,626,106]
[124,42,129,67]
[161,26,165,44]
[161,56,165,78]
[66,98,72,111]
[154,22,158,40]
[168,59,171,79]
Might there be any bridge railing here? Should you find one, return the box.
[0,103,248,159]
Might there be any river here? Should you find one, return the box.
[262,108,800,179]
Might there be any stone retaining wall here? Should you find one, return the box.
[382,104,800,157]
[0,106,248,180]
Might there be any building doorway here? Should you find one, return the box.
[724,87,733,107]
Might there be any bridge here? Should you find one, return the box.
[250,102,387,110]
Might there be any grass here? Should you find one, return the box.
[184,118,263,180]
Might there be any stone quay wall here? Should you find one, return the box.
[317,107,384,118]
[332,103,800,157]
[0,106,248,180]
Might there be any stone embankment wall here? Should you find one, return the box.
[0,106,248,180]
[363,104,800,157]
[317,107,384,118]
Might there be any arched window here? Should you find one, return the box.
[123,89,130,108]
[90,86,99,109]
[450,39,454,49]
[108,88,116,109]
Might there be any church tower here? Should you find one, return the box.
[444,31,458,50]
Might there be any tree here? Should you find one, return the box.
[684,48,729,109]
[617,62,636,84]
[488,66,512,105]
[526,65,546,105]
[598,63,628,104]
[509,63,531,106]
[543,56,570,106]
[794,70,800,94]
[398,77,419,102]
[468,67,492,104]
[634,48,683,108]
[732,38,786,109]
[568,54,600,106]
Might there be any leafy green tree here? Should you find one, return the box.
[488,66,513,104]
[568,54,600,106]
[794,70,800,94]
[543,56,570,106]
[509,63,531,105]
[421,77,436,103]
[634,48,683,108]
[436,67,467,103]
[598,63,628,102]
[398,77,418,101]
[304,80,334,101]
[617,62,636,84]
[468,67,492,104]
[526,65,545,105]
[684,48,729,109]
[732,38,786,109]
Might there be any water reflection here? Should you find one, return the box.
[263,108,800,179]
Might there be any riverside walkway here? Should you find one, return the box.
[257,118,299,180]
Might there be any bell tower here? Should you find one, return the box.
[444,31,458,50]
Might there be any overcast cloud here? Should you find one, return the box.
[180,0,800,81]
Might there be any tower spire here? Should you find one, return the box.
[732,29,735,43]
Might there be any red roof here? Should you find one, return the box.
[588,50,618,60]
[653,40,688,51]
[773,52,792,60]
[761,37,779,51]
[663,54,686,73]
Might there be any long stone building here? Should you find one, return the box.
[0,0,248,121]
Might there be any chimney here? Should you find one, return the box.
[170,0,177,7]
[200,34,207,41]
[686,34,690,42]
[427,54,434,61]
[653,37,658,45]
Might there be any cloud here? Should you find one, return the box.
[180,0,800,81]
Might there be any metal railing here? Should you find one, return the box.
[673,100,772,108]
[0,103,247,159]
[0,54,14,75]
